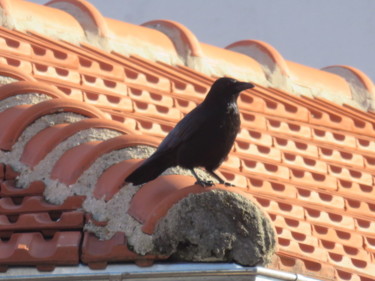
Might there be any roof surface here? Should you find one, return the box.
[0,0,374,280]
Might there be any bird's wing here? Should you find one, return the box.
[157,104,208,152]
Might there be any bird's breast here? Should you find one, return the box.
[221,103,240,129]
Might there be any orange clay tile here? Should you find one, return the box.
[254,197,305,221]
[276,227,318,247]
[142,19,202,58]
[129,177,264,235]
[296,188,345,210]
[241,159,290,180]
[323,65,375,99]
[93,159,143,201]
[132,99,182,122]
[1,0,85,41]
[33,38,125,81]
[3,164,20,181]
[240,112,267,130]
[289,61,353,98]
[312,225,363,248]
[266,118,312,139]
[319,147,364,168]
[218,169,248,187]
[282,152,327,173]
[364,237,375,254]
[270,214,312,236]
[345,199,375,219]
[290,168,338,190]
[226,40,291,77]
[328,164,373,186]
[33,63,81,83]
[128,174,196,226]
[0,30,32,58]
[251,86,311,122]
[337,180,375,202]
[0,56,33,74]
[0,98,107,150]
[247,177,297,199]
[28,39,79,69]
[0,80,66,100]
[129,54,210,91]
[274,136,319,158]
[236,128,273,147]
[21,118,133,167]
[0,195,84,215]
[0,180,45,197]
[51,134,160,185]
[0,231,81,272]
[0,211,84,236]
[0,62,35,82]
[81,232,169,269]
[81,74,128,96]
[235,142,282,162]
[47,0,108,36]
[320,240,371,262]
[356,137,375,154]
[107,18,179,61]
[276,255,336,281]
[200,42,267,82]
[304,208,356,232]
[277,238,328,263]
[128,87,174,108]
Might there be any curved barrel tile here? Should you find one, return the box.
[200,42,268,84]
[323,65,375,108]
[106,18,179,64]
[21,118,133,167]
[0,80,66,101]
[0,63,36,83]
[50,134,160,185]
[142,19,203,58]
[128,174,196,226]
[47,0,109,37]
[227,39,291,77]
[287,61,353,100]
[1,0,85,43]
[93,158,143,201]
[0,98,107,150]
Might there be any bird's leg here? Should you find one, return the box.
[207,170,234,187]
[191,169,214,187]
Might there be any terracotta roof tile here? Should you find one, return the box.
[81,232,168,269]
[0,231,81,272]
[0,0,373,279]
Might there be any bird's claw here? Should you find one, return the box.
[195,180,214,187]
[224,182,235,187]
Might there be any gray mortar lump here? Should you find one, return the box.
[153,189,276,266]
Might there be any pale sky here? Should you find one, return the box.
[30,0,375,82]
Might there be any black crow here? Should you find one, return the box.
[125,77,254,186]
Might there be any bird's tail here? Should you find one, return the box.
[125,153,172,185]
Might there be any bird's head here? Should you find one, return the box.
[204,77,254,105]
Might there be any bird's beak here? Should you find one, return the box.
[235,82,254,92]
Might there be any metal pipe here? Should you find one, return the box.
[1,263,321,281]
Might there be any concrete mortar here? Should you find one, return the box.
[152,189,276,266]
